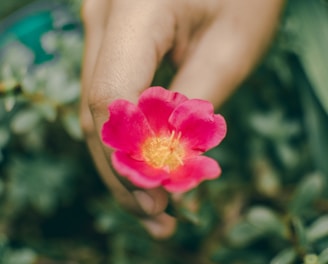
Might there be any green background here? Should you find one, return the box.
[0,0,328,263]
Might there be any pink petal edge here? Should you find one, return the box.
[162,156,221,193]
[138,86,188,135]
[112,151,170,189]
[102,99,154,155]
[168,99,227,152]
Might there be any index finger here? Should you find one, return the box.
[84,0,179,238]
[88,0,176,131]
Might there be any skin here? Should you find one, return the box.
[80,0,285,239]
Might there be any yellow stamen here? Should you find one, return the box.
[141,131,185,171]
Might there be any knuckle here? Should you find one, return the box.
[80,0,107,26]
[79,108,95,137]
[80,0,94,24]
[88,87,108,117]
[88,81,123,115]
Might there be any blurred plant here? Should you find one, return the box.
[0,0,327,263]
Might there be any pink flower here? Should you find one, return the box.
[101,86,227,193]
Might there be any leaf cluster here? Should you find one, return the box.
[0,0,328,263]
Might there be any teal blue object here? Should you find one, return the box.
[0,9,54,64]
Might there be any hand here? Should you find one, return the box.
[80,0,285,239]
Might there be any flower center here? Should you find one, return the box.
[141,131,185,171]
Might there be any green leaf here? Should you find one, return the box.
[289,173,325,215]
[228,221,263,247]
[291,0,328,115]
[7,156,74,214]
[2,248,37,264]
[319,248,328,264]
[3,95,16,112]
[249,110,300,140]
[250,154,281,197]
[270,248,297,264]
[0,42,33,80]
[0,126,10,148]
[44,67,80,104]
[61,111,83,140]
[246,206,286,236]
[307,215,328,242]
[41,31,58,53]
[304,254,319,264]
[35,101,57,122]
[291,217,308,249]
[299,74,328,176]
[10,108,41,134]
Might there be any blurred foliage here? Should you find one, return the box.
[0,0,328,263]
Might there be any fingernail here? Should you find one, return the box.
[140,214,176,239]
[133,190,155,215]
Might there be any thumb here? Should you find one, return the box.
[169,0,284,107]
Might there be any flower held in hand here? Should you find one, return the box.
[102,86,227,193]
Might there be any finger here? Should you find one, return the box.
[141,213,176,240]
[170,0,285,107]
[81,0,111,95]
[81,0,161,216]
[86,0,174,178]
[88,0,175,120]
[83,0,177,232]
[81,0,127,198]
[80,0,110,138]
[81,0,144,213]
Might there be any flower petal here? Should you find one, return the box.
[162,156,221,193]
[102,99,154,154]
[168,99,227,152]
[112,151,170,189]
[138,86,188,134]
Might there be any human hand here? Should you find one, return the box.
[80,0,285,239]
